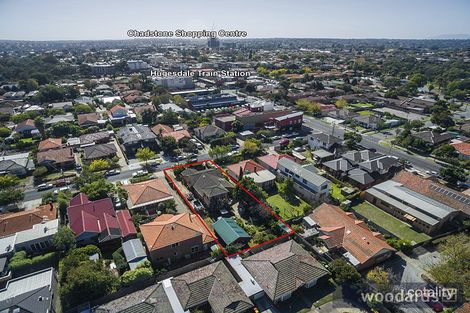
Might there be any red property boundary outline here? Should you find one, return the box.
[163,159,295,258]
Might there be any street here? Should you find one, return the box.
[303,116,442,173]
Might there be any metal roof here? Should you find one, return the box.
[278,158,329,187]
[0,268,54,302]
[213,218,250,246]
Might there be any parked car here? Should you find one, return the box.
[106,169,121,176]
[132,170,148,177]
[37,183,53,191]
[192,199,204,211]
[190,138,203,150]
[293,146,305,152]
[186,192,194,201]
[231,144,240,151]
[272,135,281,140]
[279,139,290,146]
[54,186,70,195]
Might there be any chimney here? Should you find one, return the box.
[49,203,54,211]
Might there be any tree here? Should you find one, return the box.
[433,144,458,160]
[159,110,179,125]
[61,260,119,307]
[278,177,296,201]
[428,234,470,296]
[0,175,20,189]
[160,136,177,155]
[440,166,466,185]
[141,109,157,125]
[136,147,156,164]
[121,266,154,287]
[0,175,23,206]
[295,98,321,114]
[80,179,114,200]
[53,226,76,252]
[335,98,347,109]
[73,104,93,114]
[0,127,11,138]
[367,267,392,293]
[344,132,362,149]
[329,259,361,285]
[208,145,231,160]
[89,159,110,172]
[241,139,262,158]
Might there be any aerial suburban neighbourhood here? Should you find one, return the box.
[0,1,469,313]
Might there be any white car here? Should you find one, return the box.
[132,170,149,177]
[54,186,70,195]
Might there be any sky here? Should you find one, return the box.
[0,0,469,40]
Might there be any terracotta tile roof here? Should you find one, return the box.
[310,204,395,266]
[37,147,74,164]
[77,113,99,125]
[451,141,470,156]
[133,104,155,116]
[162,129,191,142]
[140,213,214,251]
[242,240,329,301]
[227,159,266,177]
[38,138,62,151]
[151,124,173,135]
[110,105,127,114]
[0,204,56,237]
[393,171,470,216]
[257,153,294,170]
[116,210,137,237]
[123,178,174,208]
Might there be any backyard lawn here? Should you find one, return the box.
[357,110,373,116]
[352,201,431,243]
[330,184,346,202]
[266,194,310,220]
[350,102,374,108]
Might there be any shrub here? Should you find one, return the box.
[121,267,154,287]
[112,248,128,273]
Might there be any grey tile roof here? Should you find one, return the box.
[83,143,117,160]
[171,261,253,313]
[183,168,233,199]
[310,132,342,145]
[79,131,112,145]
[94,283,173,313]
[323,158,354,172]
[118,124,156,145]
[412,131,453,145]
[348,168,375,185]
[195,125,225,138]
[242,240,329,301]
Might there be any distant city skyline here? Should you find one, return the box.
[1,0,470,41]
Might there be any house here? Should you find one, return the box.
[123,178,174,215]
[83,143,117,161]
[38,138,62,151]
[311,149,335,163]
[277,158,331,202]
[94,283,175,313]
[412,131,453,146]
[272,111,303,131]
[3,219,59,254]
[0,204,56,237]
[79,131,112,146]
[451,141,470,159]
[37,147,75,169]
[171,261,253,313]
[364,179,459,235]
[323,158,355,177]
[14,119,38,137]
[194,125,226,142]
[0,152,35,176]
[44,113,75,126]
[122,239,149,270]
[353,114,382,129]
[0,268,57,313]
[117,124,157,153]
[67,193,131,244]
[108,105,130,125]
[227,159,276,189]
[214,114,236,131]
[308,132,342,151]
[181,168,234,209]
[241,240,329,303]
[257,153,294,172]
[392,170,470,220]
[151,124,191,143]
[133,104,156,118]
[213,217,250,246]
[77,112,100,127]
[310,203,396,269]
[49,101,73,111]
[140,213,214,265]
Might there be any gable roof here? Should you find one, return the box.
[77,112,99,125]
[392,171,470,217]
[162,129,191,142]
[213,218,250,246]
[151,124,173,135]
[67,194,123,242]
[183,168,233,199]
[195,125,225,138]
[15,119,36,132]
[37,147,74,164]
[123,178,174,208]
[323,158,354,172]
[310,204,395,266]
[257,153,294,170]
[116,210,137,238]
[242,240,329,301]
[171,261,253,313]
[38,138,62,151]
[0,204,56,237]
[451,141,470,156]
[412,131,453,145]
[310,132,342,146]
[227,159,266,178]
[79,131,112,145]
[140,213,214,251]
[278,158,329,187]
[83,143,117,160]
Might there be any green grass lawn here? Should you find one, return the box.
[350,102,374,108]
[357,110,373,116]
[352,201,431,243]
[330,184,346,202]
[266,193,310,220]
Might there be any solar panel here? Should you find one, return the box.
[430,183,470,205]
